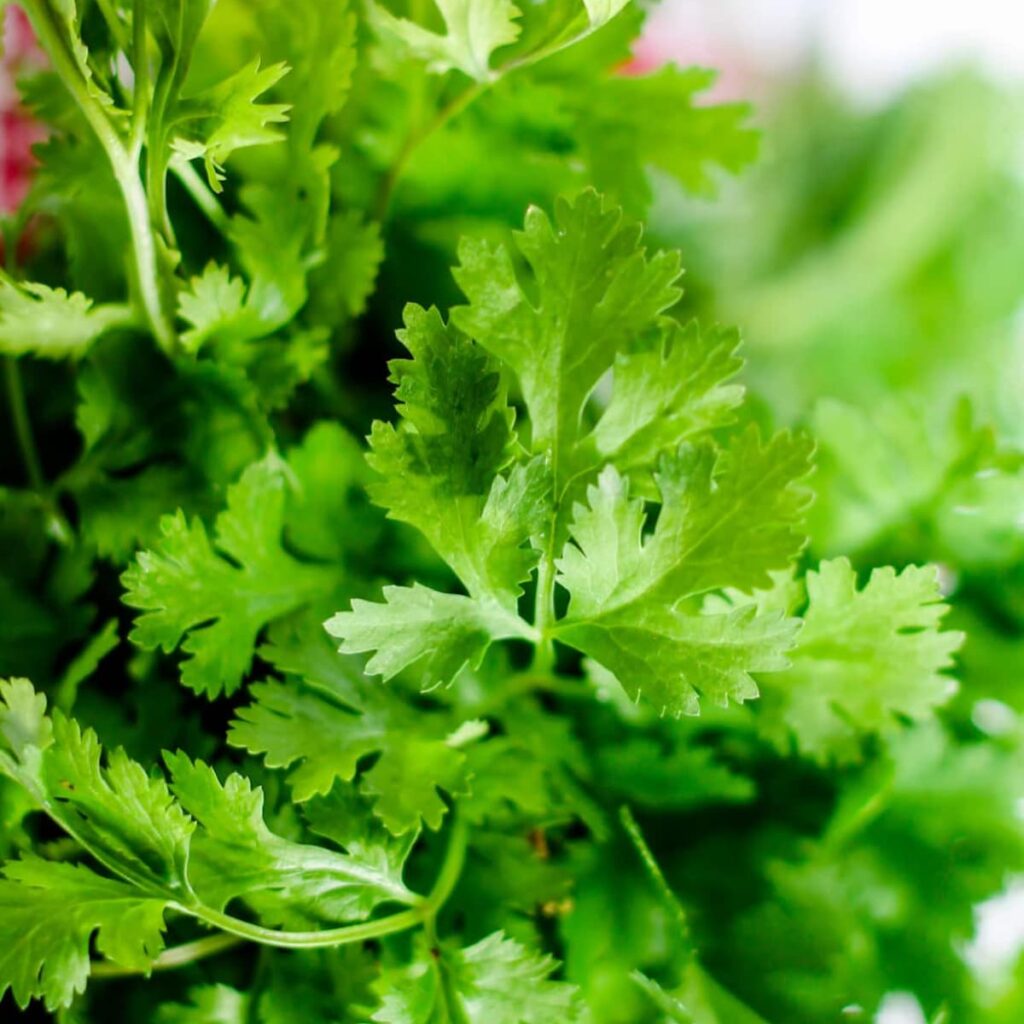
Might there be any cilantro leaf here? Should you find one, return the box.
[372,931,582,1023]
[451,189,682,488]
[370,0,522,82]
[758,558,964,760]
[230,622,472,833]
[366,303,549,608]
[553,431,811,714]
[580,320,744,479]
[0,278,132,359]
[165,753,416,922]
[0,679,194,891]
[122,454,337,697]
[0,857,168,1010]
[172,60,292,192]
[326,584,530,691]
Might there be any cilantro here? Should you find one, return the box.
[1,2,1020,1021]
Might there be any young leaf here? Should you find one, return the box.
[372,931,582,1023]
[122,454,337,698]
[172,60,292,191]
[572,65,759,208]
[0,678,194,891]
[327,584,529,693]
[757,558,965,760]
[579,320,744,478]
[451,189,682,488]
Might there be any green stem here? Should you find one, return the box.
[172,160,231,234]
[21,0,178,354]
[4,357,44,492]
[174,817,468,951]
[91,933,243,978]
[130,0,149,157]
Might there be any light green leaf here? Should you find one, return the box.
[370,0,522,81]
[572,65,759,208]
[580,319,744,477]
[230,623,470,833]
[559,430,814,618]
[0,857,167,1011]
[173,60,291,191]
[0,279,132,359]
[122,455,336,697]
[165,753,416,922]
[177,263,263,354]
[326,583,529,690]
[554,431,811,714]
[372,931,582,1023]
[758,558,964,760]
[451,189,682,490]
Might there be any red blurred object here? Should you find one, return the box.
[1,6,47,215]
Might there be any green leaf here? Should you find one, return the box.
[122,454,336,697]
[559,431,814,615]
[0,857,167,1010]
[758,558,964,760]
[0,680,195,893]
[372,931,581,1023]
[165,753,416,922]
[580,319,744,478]
[326,583,529,691]
[554,431,811,714]
[367,303,549,608]
[173,59,292,191]
[177,263,263,354]
[0,279,131,359]
[370,0,522,82]
[451,189,682,489]
[230,622,471,833]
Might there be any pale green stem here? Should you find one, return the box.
[4,357,44,492]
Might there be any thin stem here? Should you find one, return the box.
[172,160,231,234]
[91,933,244,978]
[174,817,468,951]
[4,357,44,492]
[130,0,149,157]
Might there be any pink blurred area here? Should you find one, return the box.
[2,6,47,215]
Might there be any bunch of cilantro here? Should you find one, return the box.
[0,2,1019,1022]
